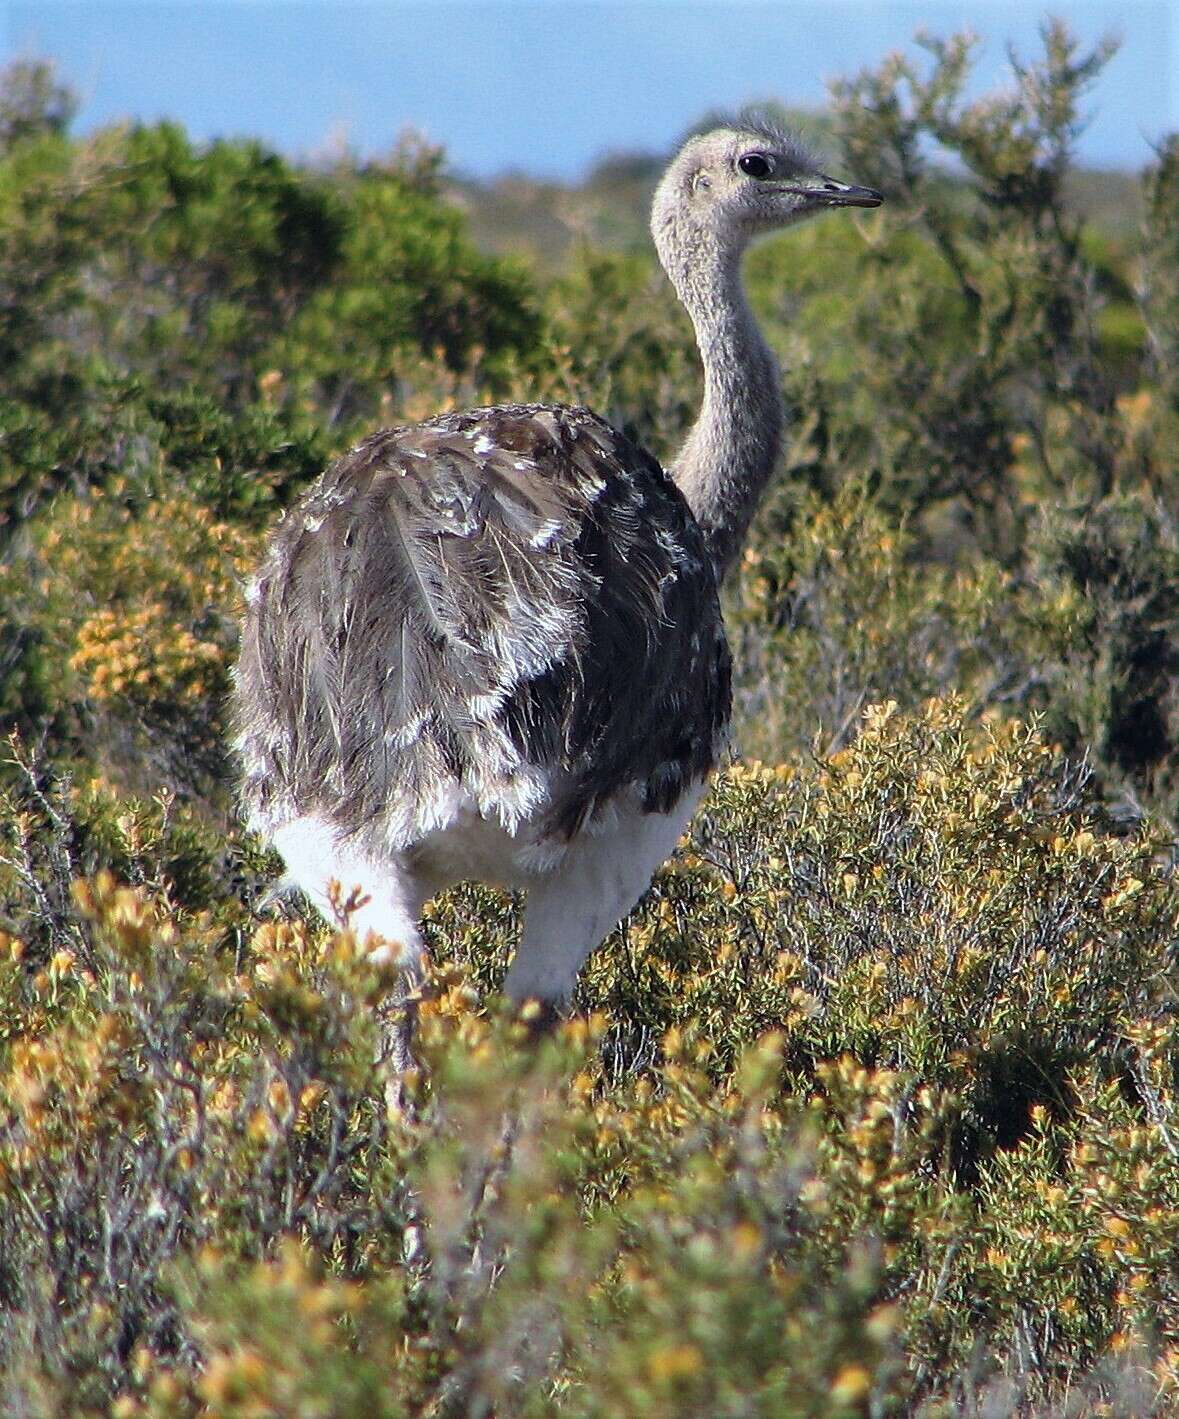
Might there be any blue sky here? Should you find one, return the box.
[3,2,1174,175]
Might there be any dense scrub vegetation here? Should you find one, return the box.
[2,23,1179,1415]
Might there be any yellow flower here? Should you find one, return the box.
[647,1344,703,1383]
[730,1221,762,1260]
[830,1364,872,1404]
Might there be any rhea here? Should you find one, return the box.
[231,120,881,1017]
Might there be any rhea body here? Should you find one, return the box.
[232,123,881,1007]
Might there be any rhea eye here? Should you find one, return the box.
[738,152,775,179]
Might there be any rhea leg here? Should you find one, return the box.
[504,787,704,1008]
[270,817,426,963]
[269,817,428,1074]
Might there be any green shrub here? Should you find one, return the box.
[1141,136,1179,403]
[730,483,1011,761]
[540,246,699,463]
[268,161,542,426]
[1022,493,1179,820]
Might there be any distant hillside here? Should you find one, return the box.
[1064,165,1145,235]
[451,154,1146,269]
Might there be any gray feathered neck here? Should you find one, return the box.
[650,129,790,583]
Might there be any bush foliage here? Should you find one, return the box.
[2,28,1179,1416]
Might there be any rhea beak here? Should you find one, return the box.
[774,175,883,209]
[811,174,883,208]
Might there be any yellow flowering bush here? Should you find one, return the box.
[1,699,1174,1415]
[1,490,257,797]
[71,607,225,706]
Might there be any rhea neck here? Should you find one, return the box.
[657,219,783,584]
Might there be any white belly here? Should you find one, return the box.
[265,777,707,1003]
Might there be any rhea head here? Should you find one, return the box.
[651,119,882,280]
